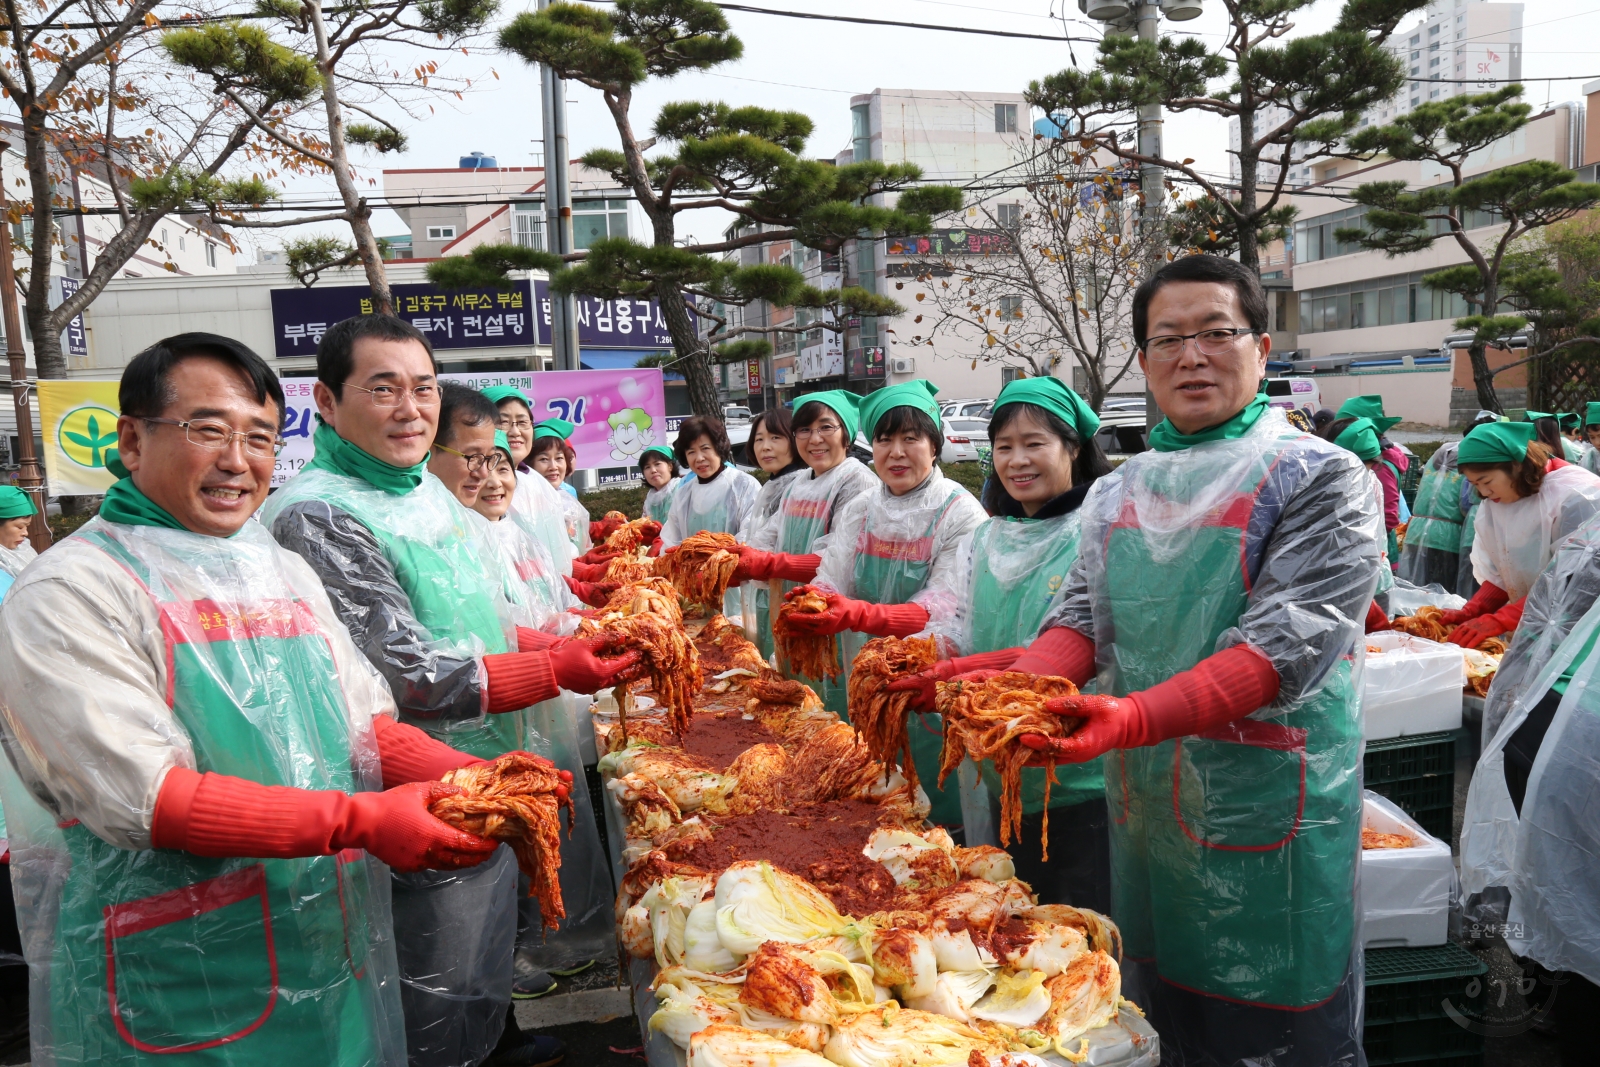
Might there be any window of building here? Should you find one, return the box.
[571,199,630,249]
[426,225,456,241]
[1430,57,1440,66]
[998,295,1024,319]
[1430,89,1441,98]
[1411,50,1420,58]
[512,202,546,249]
[179,235,186,251]
[1429,22,1440,34]
[994,103,1018,134]
[161,228,168,245]
[1411,66,1420,75]
[1000,366,1023,387]
[995,202,1022,228]
[851,104,871,164]
[1298,269,1471,334]
[1411,97,1420,107]
[1429,41,1439,50]
[1409,33,1420,44]
[205,241,216,268]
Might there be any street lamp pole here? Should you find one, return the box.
[0,140,50,551]
[1136,0,1167,279]
[537,0,580,375]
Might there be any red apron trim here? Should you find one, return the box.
[1111,490,1255,532]
[859,531,936,563]
[785,498,829,521]
[104,864,279,1053]
[160,599,324,645]
[1171,736,1308,853]
[1156,970,1347,1013]
[1195,719,1308,751]
[514,559,546,582]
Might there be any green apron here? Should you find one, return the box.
[966,512,1104,816]
[841,493,963,826]
[264,471,521,760]
[1405,456,1464,552]
[644,486,676,526]
[1100,435,1361,1008]
[44,522,400,1066]
[774,481,852,719]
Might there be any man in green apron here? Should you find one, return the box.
[263,316,637,1067]
[0,333,533,1066]
[1012,257,1383,1067]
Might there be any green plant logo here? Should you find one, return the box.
[58,404,120,469]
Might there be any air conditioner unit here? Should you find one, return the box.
[891,357,916,375]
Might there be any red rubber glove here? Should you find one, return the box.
[152,767,499,872]
[1448,596,1523,649]
[515,626,563,653]
[481,651,559,711]
[1020,644,1280,764]
[373,714,484,789]
[1366,600,1391,633]
[569,559,613,582]
[729,546,821,584]
[779,587,931,638]
[578,547,622,566]
[639,520,662,544]
[1438,582,1508,627]
[549,634,644,694]
[887,648,1026,712]
[1009,626,1098,688]
[564,575,619,608]
[647,540,666,558]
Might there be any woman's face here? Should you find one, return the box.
[641,455,674,489]
[872,426,937,496]
[532,444,565,486]
[750,421,794,474]
[496,400,534,465]
[474,454,515,521]
[990,408,1076,516]
[683,434,723,479]
[1464,466,1522,505]
[0,515,30,550]
[795,408,849,475]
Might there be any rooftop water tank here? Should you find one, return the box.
[459,151,497,169]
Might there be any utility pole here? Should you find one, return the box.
[1135,0,1166,280]
[0,141,49,551]
[538,0,580,376]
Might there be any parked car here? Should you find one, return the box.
[939,398,994,420]
[722,405,752,423]
[1262,377,1320,420]
[1094,411,1149,457]
[941,417,990,464]
[1098,396,1147,415]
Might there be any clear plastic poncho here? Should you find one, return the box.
[1397,441,1467,593]
[555,481,593,555]
[0,517,407,1066]
[512,470,579,576]
[1043,407,1381,1053]
[478,511,615,971]
[737,467,808,658]
[1461,509,1600,984]
[1470,463,1600,600]
[0,540,35,577]
[643,482,679,526]
[661,464,762,617]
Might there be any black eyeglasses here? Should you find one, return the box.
[434,442,493,473]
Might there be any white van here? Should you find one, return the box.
[1263,377,1320,418]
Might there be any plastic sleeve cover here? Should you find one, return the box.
[268,499,486,724]
[932,530,979,654]
[1041,476,1117,641]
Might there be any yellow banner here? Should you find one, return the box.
[37,380,121,496]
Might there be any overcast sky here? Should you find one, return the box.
[244,0,1600,262]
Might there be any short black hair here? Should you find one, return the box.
[121,332,285,423]
[316,314,437,401]
[1131,254,1268,347]
[674,415,732,467]
[638,450,680,477]
[981,400,1112,513]
[871,405,942,448]
[436,382,498,449]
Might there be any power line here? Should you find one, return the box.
[606,1,1098,43]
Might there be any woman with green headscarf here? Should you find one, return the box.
[531,418,593,554]
[731,390,878,717]
[1557,410,1600,473]
[482,385,581,573]
[889,377,1116,903]
[777,380,987,827]
[0,485,38,583]
[1434,420,1600,649]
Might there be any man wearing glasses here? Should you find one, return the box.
[0,333,520,1065]
[263,315,635,1067]
[1004,256,1383,1066]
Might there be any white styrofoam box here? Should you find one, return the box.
[1363,630,1466,740]
[1361,790,1455,949]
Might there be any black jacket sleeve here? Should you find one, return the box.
[268,499,485,723]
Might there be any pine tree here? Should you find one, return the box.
[1337,86,1600,412]
[430,0,962,416]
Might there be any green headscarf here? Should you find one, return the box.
[492,429,513,460]
[304,418,428,495]
[1336,395,1401,434]
[0,485,37,519]
[1559,412,1581,433]
[1524,410,1556,422]
[795,389,863,442]
[859,380,941,439]
[992,376,1101,441]
[1587,402,1600,428]
[1459,420,1537,465]
[1333,416,1382,462]
[482,385,532,409]
[1148,394,1270,453]
[533,417,575,441]
[639,444,675,467]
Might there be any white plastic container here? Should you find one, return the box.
[1360,791,1454,949]
[1362,630,1466,740]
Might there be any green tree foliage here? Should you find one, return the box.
[433,0,962,416]
[1026,0,1428,272]
[1337,87,1600,411]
